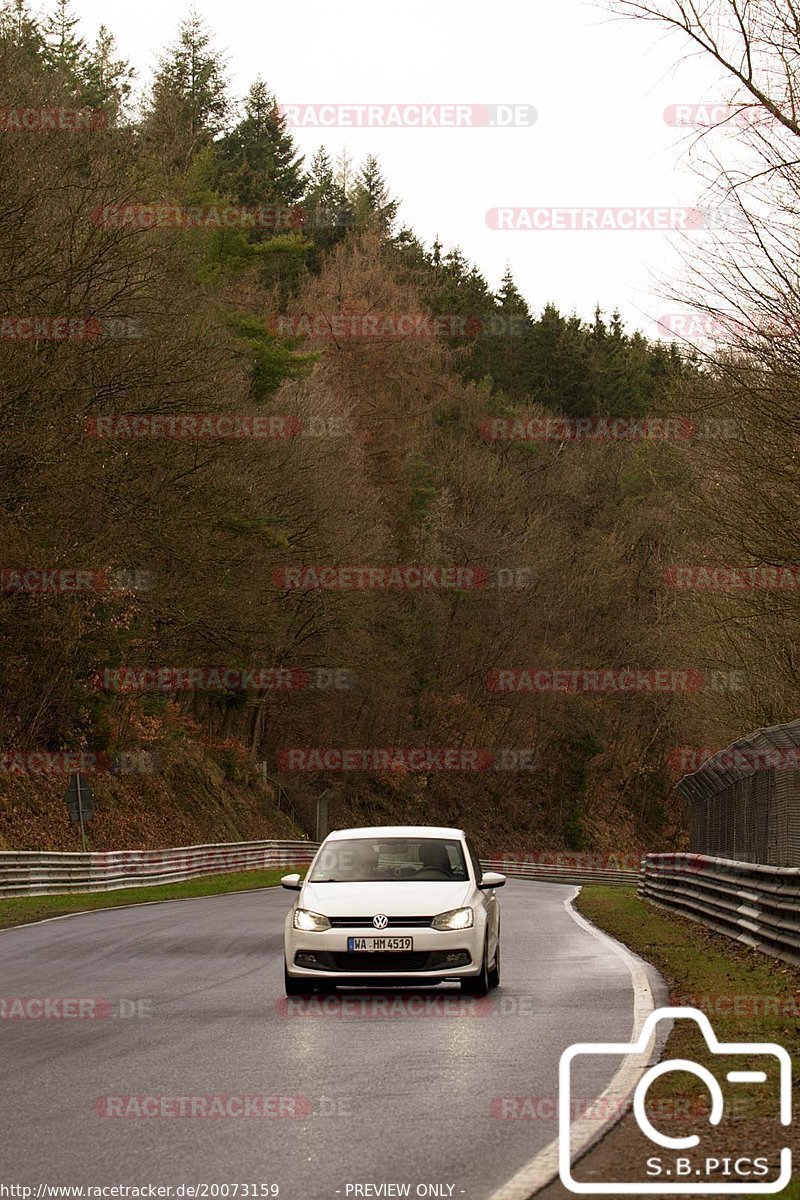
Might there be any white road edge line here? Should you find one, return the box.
[487,885,659,1200]
[0,883,286,936]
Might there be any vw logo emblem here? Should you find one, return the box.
[372,914,389,930]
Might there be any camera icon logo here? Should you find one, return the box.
[559,1007,792,1194]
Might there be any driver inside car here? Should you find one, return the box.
[416,841,453,876]
[348,842,379,880]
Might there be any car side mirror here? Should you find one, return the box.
[281,873,302,891]
[478,871,506,890]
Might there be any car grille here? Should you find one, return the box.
[295,950,471,972]
[331,951,432,971]
[327,916,434,928]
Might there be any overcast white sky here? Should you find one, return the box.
[70,0,732,334]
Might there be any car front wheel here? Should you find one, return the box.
[488,939,500,990]
[284,960,314,997]
[461,939,490,996]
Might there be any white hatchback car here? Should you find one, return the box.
[282,825,505,996]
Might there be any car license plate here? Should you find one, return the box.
[347,936,413,952]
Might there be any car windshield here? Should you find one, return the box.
[309,837,469,882]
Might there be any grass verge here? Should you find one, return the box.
[577,886,800,1047]
[567,886,799,1200]
[0,867,302,930]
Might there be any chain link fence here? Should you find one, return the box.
[677,719,800,866]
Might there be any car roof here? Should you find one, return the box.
[323,825,466,841]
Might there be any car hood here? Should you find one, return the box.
[299,880,472,916]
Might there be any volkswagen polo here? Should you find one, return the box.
[281,825,505,996]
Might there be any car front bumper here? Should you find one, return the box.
[285,923,483,981]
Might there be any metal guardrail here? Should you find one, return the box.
[0,840,317,898]
[482,857,639,886]
[640,852,800,968]
[6,838,796,972]
[0,841,641,898]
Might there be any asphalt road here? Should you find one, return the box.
[0,881,644,1199]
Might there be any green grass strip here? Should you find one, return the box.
[0,867,303,929]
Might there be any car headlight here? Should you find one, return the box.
[293,908,331,932]
[431,907,474,931]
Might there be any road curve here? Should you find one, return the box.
[0,881,644,1199]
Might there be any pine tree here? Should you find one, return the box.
[303,145,351,243]
[496,265,529,316]
[486,266,534,393]
[425,245,494,331]
[0,0,43,57]
[82,25,134,119]
[352,154,399,231]
[216,78,304,205]
[147,11,230,158]
[496,265,531,334]
[305,146,334,198]
[392,226,429,269]
[41,0,87,81]
[335,148,354,196]
[591,305,607,340]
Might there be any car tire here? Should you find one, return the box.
[284,960,314,997]
[488,939,500,990]
[461,939,490,996]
